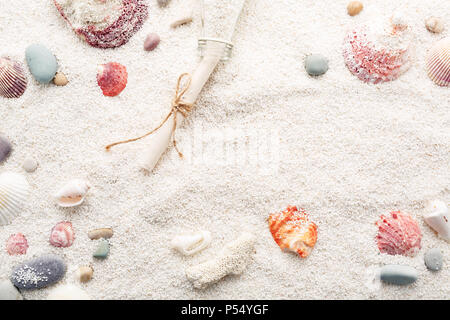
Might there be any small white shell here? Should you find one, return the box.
[424,200,450,241]
[0,172,30,226]
[47,284,91,300]
[171,231,211,255]
[54,179,90,207]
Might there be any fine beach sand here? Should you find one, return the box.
[0,0,449,299]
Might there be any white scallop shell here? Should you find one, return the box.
[0,172,30,226]
[47,284,91,300]
[424,200,450,241]
[54,179,90,207]
[426,37,450,87]
[171,230,212,256]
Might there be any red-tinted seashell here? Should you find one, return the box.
[97,62,128,96]
[53,0,148,49]
[50,221,75,248]
[375,211,422,257]
[0,57,27,98]
[6,233,29,255]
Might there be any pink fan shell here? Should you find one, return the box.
[50,221,75,248]
[6,233,29,255]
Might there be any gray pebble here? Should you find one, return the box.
[157,0,170,7]
[0,136,12,163]
[11,255,67,290]
[380,265,418,285]
[0,279,23,300]
[25,44,58,84]
[424,248,443,271]
[305,54,329,76]
[93,239,110,259]
[144,33,160,51]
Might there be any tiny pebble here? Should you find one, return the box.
[424,248,443,271]
[0,279,23,300]
[22,157,38,173]
[75,266,94,283]
[425,17,445,34]
[379,265,418,286]
[144,33,160,51]
[93,239,110,259]
[0,136,12,163]
[53,72,69,86]
[347,1,363,16]
[305,54,329,76]
[88,228,114,240]
[157,0,170,7]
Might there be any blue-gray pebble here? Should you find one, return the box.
[0,136,12,163]
[380,265,418,285]
[11,255,66,290]
[305,54,329,76]
[424,248,443,271]
[25,44,58,83]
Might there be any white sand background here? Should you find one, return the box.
[0,0,449,299]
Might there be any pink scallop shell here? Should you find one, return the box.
[426,37,450,87]
[375,211,422,257]
[53,0,148,49]
[50,221,75,248]
[343,26,412,84]
[0,57,27,98]
[6,233,29,255]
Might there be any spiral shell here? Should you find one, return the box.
[6,233,29,255]
[0,57,27,98]
[0,172,30,226]
[426,37,450,87]
[54,179,90,207]
[50,221,75,247]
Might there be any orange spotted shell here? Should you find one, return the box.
[269,206,318,258]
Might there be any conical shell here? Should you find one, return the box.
[0,57,27,98]
[171,231,212,256]
[54,179,90,207]
[0,172,30,226]
[424,200,449,241]
[426,37,450,87]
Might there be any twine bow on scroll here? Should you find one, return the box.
[105,73,193,158]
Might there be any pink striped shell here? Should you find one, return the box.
[6,233,29,255]
[50,221,75,248]
[375,211,422,257]
[0,57,27,98]
[426,37,450,87]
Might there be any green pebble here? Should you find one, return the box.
[93,239,110,259]
[305,54,329,76]
[25,44,58,83]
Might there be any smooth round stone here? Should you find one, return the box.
[11,255,67,290]
[0,280,23,300]
[380,265,418,285]
[25,44,58,84]
[22,157,38,173]
[157,0,170,7]
[93,239,110,259]
[144,33,160,51]
[53,72,68,86]
[0,136,12,163]
[424,248,443,271]
[305,54,329,76]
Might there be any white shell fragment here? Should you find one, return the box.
[54,179,91,207]
[185,232,256,289]
[47,284,91,300]
[171,231,212,256]
[0,172,30,226]
[424,200,450,241]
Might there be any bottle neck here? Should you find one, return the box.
[198,38,233,61]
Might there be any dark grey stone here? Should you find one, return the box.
[380,265,418,285]
[0,136,12,163]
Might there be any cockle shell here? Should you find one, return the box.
[424,200,449,241]
[375,211,422,257]
[54,179,90,207]
[171,231,212,256]
[53,0,148,49]
[426,37,450,87]
[0,57,27,98]
[0,172,30,226]
[6,233,28,255]
[47,284,91,300]
[343,18,413,84]
[50,221,75,247]
[268,206,318,258]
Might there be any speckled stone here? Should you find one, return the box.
[305,54,329,76]
[424,248,443,271]
[380,265,418,285]
[93,239,110,259]
[0,279,23,300]
[25,44,58,84]
[0,136,12,163]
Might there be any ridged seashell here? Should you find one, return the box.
[424,200,449,241]
[50,221,75,248]
[268,206,318,258]
[0,57,27,98]
[54,179,90,207]
[53,0,148,49]
[426,37,450,87]
[171,231,212,256]
[375,211,422,257]
[47,284,91,300]
[0,172,30,226]
[6,233,29,255]
[343,20,413,84]
[425,17,445,34]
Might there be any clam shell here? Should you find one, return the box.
[375,211,422,257]
[424,200,449,241]
[54,179,90,207]
[0,172,30,226]
[47,284,90,300]
[50,221,75,247]
[0,57,27,98]
[171,231,212,255]
[426,37,450,87]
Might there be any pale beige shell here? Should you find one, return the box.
[54,179,90,207]
[0,172,30,226]
[426,37,450,87]
[171,231,211,255]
